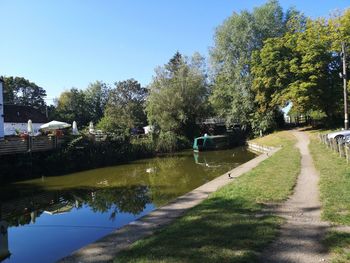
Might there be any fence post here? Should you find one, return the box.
[27,136,32,152]
[333,139,338,152]
[339,143,344,157]
[346,145,349,164]
[330,139,334,151]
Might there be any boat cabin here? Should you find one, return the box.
[193,135,229,152]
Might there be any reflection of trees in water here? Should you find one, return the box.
[144,154,222,207]
[1,148,256,227]
[83,186,151,217]
[1,185,151,227]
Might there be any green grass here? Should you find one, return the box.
[324,231,350,263]
[309,135,350,225]
[309,133,350,262]
[114,131,300,263]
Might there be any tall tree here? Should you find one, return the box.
[210,0,300,131]
[55,88,90,126]
[2,76,47,111]
[252,17,343,127]
[84,81,110,123]
[98,79,147,133]
[146,52,208,139]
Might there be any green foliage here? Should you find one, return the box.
[55,88,90,126]
[308,110,327,120]
[84,81,110,123]
[147,52,208,140]
[155,131,190,153]
[2,76,47,111]
[96,114,130,137]
[54,81,110,126]
[209,0,294,130]
[99,79,147,133]
[251,109,285,136]
[252,14,345,125]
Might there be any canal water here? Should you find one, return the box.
[0,148,256,263]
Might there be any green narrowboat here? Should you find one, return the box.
[193,135,229,152]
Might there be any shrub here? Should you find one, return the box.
[156,131,191,153]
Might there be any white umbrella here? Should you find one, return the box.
[89,121,94,133]
[40,120,71,131]
[27,119,33,135]
[72,121,79,135]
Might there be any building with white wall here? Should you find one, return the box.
[4,105,48,136]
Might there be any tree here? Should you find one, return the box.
[209,0,300,132]
[55,88,90,126]
[146,52,208,139]
[98,79,147,133]
[2,76,47,111]
[252,17,343,128]
[84,81,110,123]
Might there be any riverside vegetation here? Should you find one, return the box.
[3,1,350,143]
[2,1,350,184]
[0,133,191,183]
[3,0,349,182]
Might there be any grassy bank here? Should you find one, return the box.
[309,134,350,225]
[309,133,350,262]
[114,131,300,263]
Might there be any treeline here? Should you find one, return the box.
[3,0,350,141]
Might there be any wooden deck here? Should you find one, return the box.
[0,136,66,156]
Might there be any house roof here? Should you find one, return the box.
[4,105,48,123]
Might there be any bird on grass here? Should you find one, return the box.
[228,172,233,179]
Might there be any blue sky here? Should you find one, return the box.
[0,0,349,103]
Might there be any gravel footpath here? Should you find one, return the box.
[260,131,330,263]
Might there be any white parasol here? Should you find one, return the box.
[72,121,79,135]
[27,119,33,135]
[89,121,94,133]
[40,120,71,131]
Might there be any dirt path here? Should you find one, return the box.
[260,131,330,263]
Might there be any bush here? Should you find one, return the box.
[130,136,156,159]
[156,131,191,153]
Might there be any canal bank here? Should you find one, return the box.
[111,131,300,262]
[58,144,280,263]
[0,147,256,263]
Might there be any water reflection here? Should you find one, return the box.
[0,148,256,263]
[0,221,9,262]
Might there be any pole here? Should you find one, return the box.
[342,42,348,130]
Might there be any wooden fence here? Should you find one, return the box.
[318,133,350,163]
[0,136,66,156]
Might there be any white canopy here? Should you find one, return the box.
[40,120,71,130]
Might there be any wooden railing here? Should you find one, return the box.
[0,136,66,156]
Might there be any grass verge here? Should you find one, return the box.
[309,135,350,225]
[324,231,350,263]
[114,131,300,263]
[309,132,350,262]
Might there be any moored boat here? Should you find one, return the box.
[193,134,229,152]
